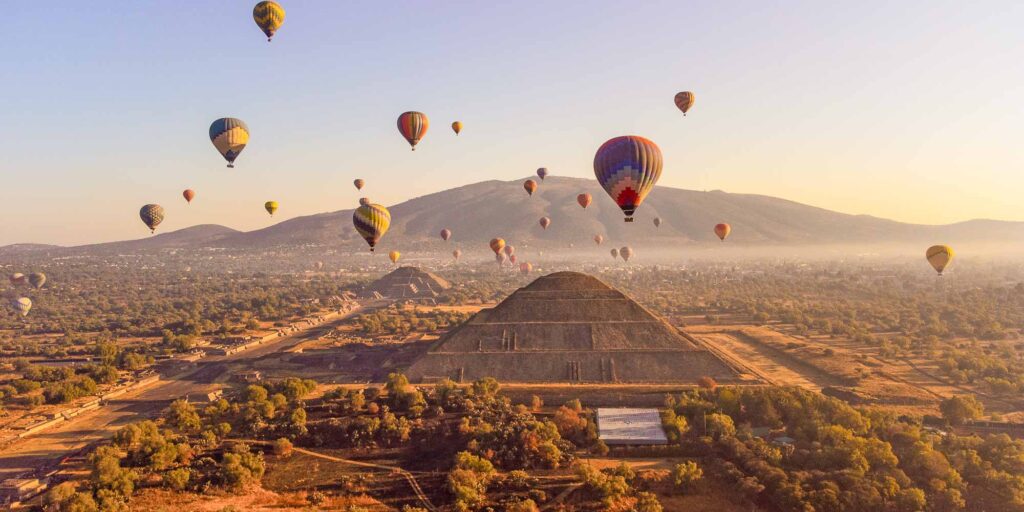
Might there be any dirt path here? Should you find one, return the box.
[690,332,827,391]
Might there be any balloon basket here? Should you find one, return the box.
[624,218,634,223]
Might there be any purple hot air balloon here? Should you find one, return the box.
[593,136,662,222]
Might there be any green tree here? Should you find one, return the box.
[940,395,984,426]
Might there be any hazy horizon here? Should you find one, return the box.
[3,1,1023,246]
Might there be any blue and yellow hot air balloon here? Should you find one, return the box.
[353,203,391,252]
[253,1,286,42]
[594,136,663,222]
[209,118,249,168]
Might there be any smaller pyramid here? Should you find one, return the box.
[362,266,451,301]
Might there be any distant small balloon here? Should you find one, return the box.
[354,179,365,190]
[593,234,604,245]
[536,168,548,180]
[11,297,31,317]
[653,217,662,228]
[524,179,537,196]
[183,189,195,204]
[9,273,25,286]
[610,248,619,259]
[452,249,462,261]
[359,197,371,206]
[619,246,633,262]
[28,273,46,289]
[139,204,165,233]
[451,121,463,135]
[674,91,695,116]
[577,193,592,209]
[504,245,515,257]
[714,223,731,241]
[539,217,551,230]
[489,238,506,255]
[265,201,279,216]
[389,251,401,264]
[926,245,955,275]
[253,1,286,42]
[519,262,533,275]
[440,228,452,241]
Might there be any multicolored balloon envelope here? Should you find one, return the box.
[594,135,663,222]
[265,201,278,216]
[11,297,31,317]
[520,262,533,275]
[674,91,695,115]
[139,204,165,233]
[354,179,365,190]
[397,111,429,150]
[714,223,731,241]
[524,179,537,196]
[451,121,463,135]
[253,1,285,41]
[353,204,391,252]
[209,118,249,168]
[489,238,505,255]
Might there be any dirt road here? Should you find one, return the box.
[0,308,367,480]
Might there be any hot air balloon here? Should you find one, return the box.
[926,245,955,275]
[183,189,195,204]
[265,201,278,216]
[539,217,551,230]
[520,262,533,275]
[594,234,604,245]
[253,1,285,42]
[452,249,462,261]
[359,197,371,206]
[354,179,365,190]
[674,91,695,116]
[594,136,662,222]
[353,204,391,252]
[11,297,31,317]
[509,254,518,265]
[9,273,25,286]
[610,248,619,259]
[714,223,731,241]
[524,179,537,196]
[397,111,429,150]
[209,118,249,168]
[389,251,401,264]
[440,228,452,241]
[451,121,463,135]
[489,238,506,255]
[28,273,46,290]
[139,204,165,233]
[316,261,324,270]
[653,217,662,228]
[577,193,592,209]
[504,245,515,257]
[496,253,507,267]
[619,246,633,262]
[537,168,548,180]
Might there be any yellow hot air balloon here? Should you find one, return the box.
[451,121,463,135]
[489,238,506,255]
[524,179,537,196]
[389,251,401,264]
[926,245,955,275]
[353,203,391,252]
[253,1,286,42]
[264,201,279,216]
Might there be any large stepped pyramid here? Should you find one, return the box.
[405,271,742,383]
[361,266,451,301]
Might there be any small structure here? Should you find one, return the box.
[0,478,46,505]
[233,370,263,383]
[596,408,668,446]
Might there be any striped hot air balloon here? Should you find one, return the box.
[926,245,954,275]
[139,204,165,233]
[714,223,731,241]
[594,136,663,222]
[11,297,31,317]
[183,189,195,204]
[253,1,286,42]
[353,204,391,252]
[209,118,249,168]
[397,111,429,150]
[674,91,695,116]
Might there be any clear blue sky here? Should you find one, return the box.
[2,1,1022,245]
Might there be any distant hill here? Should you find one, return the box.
[5,177,1023,253]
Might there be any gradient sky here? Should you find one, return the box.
[2,1,1022,245]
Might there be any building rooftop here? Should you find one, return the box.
[596,408,668,445]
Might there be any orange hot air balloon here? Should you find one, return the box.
[353,179,365,190]
[489,238,506,255]
[389,251,401,264]
[674,91,695,116]
[577,193,592,209]
[452,249,462,261]
[524,179,537,196]
[451,121,463,135]
[440,228,452,241]
[714,223,731,241]
[183,189,195,204]
[519,262,533,275]
[539,217,551,230]
[593,234,604,245]
[397,111,429,150]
